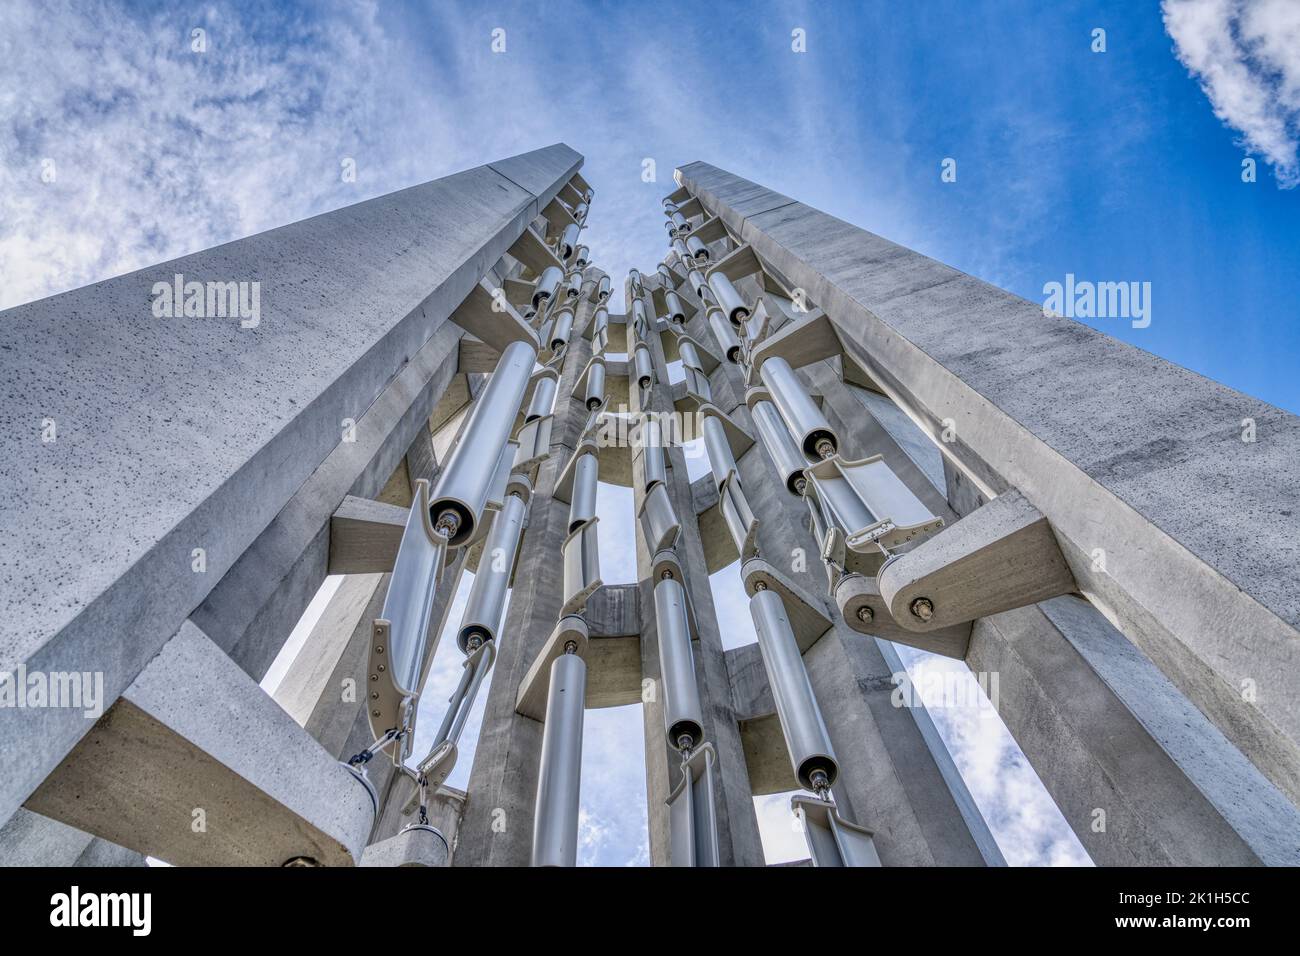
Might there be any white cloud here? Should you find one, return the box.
[1163,0,1300,187]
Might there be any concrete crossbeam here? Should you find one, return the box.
[25,622,376,867]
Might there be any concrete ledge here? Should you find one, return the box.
[25,622,375,866]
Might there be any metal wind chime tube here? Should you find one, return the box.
[549,306,575,352]
[759,355,839,460]
[584,360,606,410]
[558,222,581,261]
[707,306,742,362]
[707,270,749,325]
[532,265,563,309]
[748,587,839,795]
[596,275,611,302]
[457,481,529,652]
[526,374,558,421]
[532,649,586,867]
[569,450,599,531]
[749,394,809,495]
[429,338,537,546]
[654,570,704,753]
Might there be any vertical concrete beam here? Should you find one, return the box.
[675,161,1300,806]
[0,145,584,826]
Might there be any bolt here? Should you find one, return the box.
[753,580,768,591]
[794,477,807,495]
[466,635,483,652]
[676,733,695,753]
[809,769,831,797]
[660,568,674,581]
[563,640,579,654]
[815,438,837,460]
[434,510,461,539]
[910,597,935,623]
[856,605,874,624]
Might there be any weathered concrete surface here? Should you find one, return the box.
[807,358,1300,864]
[25,622,375,867]
[0,145,584,827]
[0,808,144,867]
[677,161,1300,805]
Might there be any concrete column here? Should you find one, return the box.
[675,161,1300,810]
[806,360,1300,865]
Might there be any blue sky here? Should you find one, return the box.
[7,0,1298,865]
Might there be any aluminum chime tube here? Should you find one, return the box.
[430,338,535,547]
[707,271,749,325]
[665,290,685,325]
[642,418,666,489]
[549,307,575,352]
[749,587,839,793]
[701,414,736,483]
[532,265,563,309]
[569,450,598,532]
[584,361,606,411]
[633,344,654,388]
[532,650,586,867]
[558,222,581,261]
[751,398,809,495]
[526,375,558,421]
[597,275,611,301]
[456,487,528,652]
[655,573,704,752]
[759,355,839,459]
[707,307,742,362]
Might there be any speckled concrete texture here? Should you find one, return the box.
[0,144,582,826]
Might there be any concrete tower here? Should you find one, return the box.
[2,145,1298,867]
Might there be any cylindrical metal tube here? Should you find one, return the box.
[564,270,583,299]
[686,235,708,262]
[671,238,690,262]
[707,271,749,325]
[642,417,666,489]
[634,343,653,388]
[702,414,736,485]
[670,211,689,233]
[532,265,563,309]
[679,339,702,372]
[549,307,575,352]
[569,450,598,531]
[657,263,675,285]
[665,290,685,325]
[752,399,809,495]
[531,653,586,867]
[559,222,581,260]
[574,245,589,269]
[631,296,647,327]
[749,589,838,791]
[592,307,609,352]
[655,577,704,750]
[525,375,558,421]
[686,269,708,298]
[457,491,526,651]
[574,202,589,222]
[760,356,838,459]
[664,219,678,237]
[707,307,743,362]
[628,269,643,295]
[585,361,606,411]
[597,275,611,301]
[430,339,534,546]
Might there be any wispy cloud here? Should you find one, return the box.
[1163,0,1300,187]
